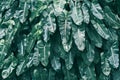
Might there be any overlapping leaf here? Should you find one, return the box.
[36,40,50,67]
[78,62,96,80]
[71,1,83,25]
[108,41,119,68]
[91,3,104,19]
[2,57,18,79]
[58,11,72,52]
[51,56,61,71]
[86,25,102,48]
[16,60,26,76]
[101,52,111,76]
[72,24,85,51]
[65,52,74,70]
[42,9,56,42]
[104,6,120,29]
[91,18,110,39]
[81,3,90,24]
[82,42,95,65]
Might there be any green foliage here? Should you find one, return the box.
[0,0,120,80]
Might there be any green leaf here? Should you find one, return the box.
[81,3,90,24]
[26,58,33,68]
[26,28,39,54]
[86,25,102,48]
[101,52,111,76]
[72,24,85,51]
[29,0,47,22]
[78,62,96,80]
[42,6,56,42]
[0,21,19,69]
[53,0,66,15]
[84,66,96,80]
[0,0,11,11]
[0,29,5,39]
[82,42,95,65]
[26,37,36,54]
[47,12,56,33]
[16,60,26,76]
[58,11,72,52]
[99,73,110,80]
[48,69,55,80]
[108,28,118,41]
[39,68,48,80]
[32,68,40,80]
[104,6,120,29]
[43,25,50,43]
[17,39,26,57]
[36,40,50,67]
[2,57,17,79]
[71,2,83,25]
[91,3,104,19]
[32,49,40,66]
[2,53,14,69]
[32,67,48,80]
[19,2,29,23]
[91,18,110,39]
[51,56,61,71]
[65,52,74,70]
[108,41,119,68]
[0,52,7,69]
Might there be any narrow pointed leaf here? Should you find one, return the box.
[71,1,83,25]
[82,42,95,65]
[86,26,102,48]
[72,24,85,51]
[91,3,104,19]
[51,56,61,71]
[48,69,55,80]
[2,58,17,79]
[81,3,90,24]
[91,18,110,39]
[32,69,40,80]
[78,62,96,80]
[19,2,29,23]
[43,25,50,43]
[16,60,26,76]
[65,52,74,70]
[58,11,72,52]
[32,67,48,80]
[32,49,40,66]
[43,7,56,42]
[84,66,96,80]
[36,40,50,67]
[39,68,48,80]
[0,29,5,39]
[108,41,119,68]
[101,52,111,76]
[64,69,77,80]
[104,6,120,29]
[47,7,56,33]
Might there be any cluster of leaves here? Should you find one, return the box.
[0,0,120,80]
